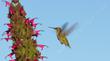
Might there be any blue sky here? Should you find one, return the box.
[0,0,110,61]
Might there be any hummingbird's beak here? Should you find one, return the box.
[48,27,56,29]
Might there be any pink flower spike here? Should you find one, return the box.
[5,1,11,7]
[36,44,48,50]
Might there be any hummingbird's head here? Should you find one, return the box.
[55,27,61,31]
[48,27,61,33]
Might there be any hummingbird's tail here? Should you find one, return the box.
[67,44,71,48]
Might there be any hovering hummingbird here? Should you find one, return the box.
[49,22,78,48]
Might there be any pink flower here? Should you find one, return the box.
[34,58,38,61]
[20,6,26,16]
[2,28,11,37]
[4,23,12,28]
[5,1,11,7]
[6,32,11,38]
[29,17,40,28]
[20,7,24,13]
[29,17,37,24]
[32,23,41,28]
[9,6,14,15]
[8,13,11,18]
[34,59,38,61]
[31,23,38,28]
[9,59,15,61]
[9,40,21,50]
[10,44,17,50]
[5,53,14,59]
[34,57,38,61]
[25,18,30,24]
[39,56,48,61]
[36,44,48,50]
[2,38,12,42]
[32,30,40,37]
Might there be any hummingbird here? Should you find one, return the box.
[49,22,78,48]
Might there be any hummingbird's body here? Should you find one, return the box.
[55,27,71,47]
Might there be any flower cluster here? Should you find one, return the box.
[2,0,47,61]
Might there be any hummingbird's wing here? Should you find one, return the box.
[63,22,78,36]
[62,22,69,31]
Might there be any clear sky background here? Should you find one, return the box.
[0,0,110,61]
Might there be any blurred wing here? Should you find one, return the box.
[63,22,78,36]
[62,22,69,31]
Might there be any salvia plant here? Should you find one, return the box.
[2,0,47,61]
